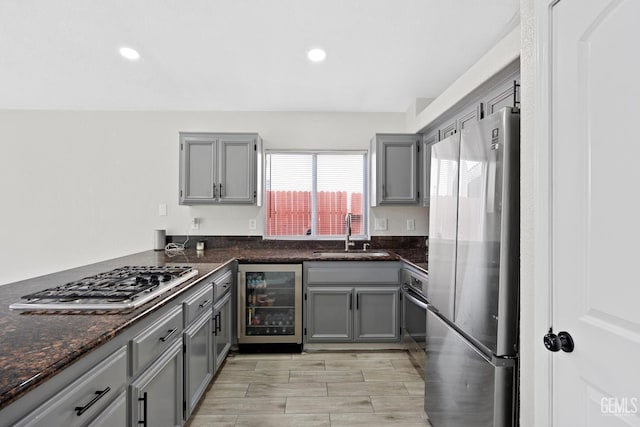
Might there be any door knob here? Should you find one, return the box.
[543,328,574,353]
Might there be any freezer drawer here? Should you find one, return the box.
[424,309,516,427]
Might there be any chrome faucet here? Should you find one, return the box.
[345,213,355,251]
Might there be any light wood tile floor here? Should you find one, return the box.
[187,350,431,427]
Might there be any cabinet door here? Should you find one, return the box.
[179,133,217,204]
[213,292,232,371]
[218,135,256,204]
[484,79,519,116]
[421,132,437,207]
[184,312,213,419]
[458,104,481,131]
[130,340,183,427]
[375,135,419,205]
[438,120,457,141]
[306,287,353,342]
[354,287,400,342]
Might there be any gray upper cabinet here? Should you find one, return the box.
[458,103,481,131]
[370,134,420,206]
[421,131,437,207]
[179,132,261,205]
[438,120,457,141]
[484,79,519,116]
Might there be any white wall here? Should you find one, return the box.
[0,110,424,285]
[519,0,535,425]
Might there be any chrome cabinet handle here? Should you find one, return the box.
[75,387,111,416]
[159,328,177,342]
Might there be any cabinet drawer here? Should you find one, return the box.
[183,282,213,326]
[16,347,127,427]
[131,306,183,375]
[214,270,233,301]
[306,263,399,284]
[87,391,126,427]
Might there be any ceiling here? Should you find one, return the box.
[0,1,520,112]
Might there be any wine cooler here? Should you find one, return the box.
[237,264,302,347]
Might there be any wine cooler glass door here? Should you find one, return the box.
[239,264,302,344]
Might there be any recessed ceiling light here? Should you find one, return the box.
[119,47,140,61]
[307,48,326,63]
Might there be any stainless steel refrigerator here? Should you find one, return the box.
[425,107,519,426]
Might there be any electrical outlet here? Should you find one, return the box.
[374,218,388,231]
[249,219,257,230]
[158,204,167,216]
[191,217,200,230]
[407,219,415,231]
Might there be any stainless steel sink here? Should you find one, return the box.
[313,251,390,258]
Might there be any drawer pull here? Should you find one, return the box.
[159,328,177,342]
[199,299,211,308]
[74,386,110,416]
[138,391,148,426]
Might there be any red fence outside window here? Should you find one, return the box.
[266,191,363,236]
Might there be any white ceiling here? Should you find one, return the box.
[0,1,520,112]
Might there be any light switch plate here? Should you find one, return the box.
[191,217,200,230]
[407,219,415,231]
[158,204,167,216]
[249,219,257,230]
[374,218,388,231]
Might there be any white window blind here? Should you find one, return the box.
[265,151,367,239]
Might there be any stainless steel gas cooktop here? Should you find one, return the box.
[10,266,198,312]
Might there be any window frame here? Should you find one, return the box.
[263,149,369,240]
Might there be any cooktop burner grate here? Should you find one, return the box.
[18,266,196,303]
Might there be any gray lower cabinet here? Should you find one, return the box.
[130,339,183,427]
[14,347,128,427]
[213,291,232,370]
[306,287,353,341]
[179,132,261,205]
[304,261,401,343]
[306,286,399,342]
[354,287,400,341]
[88,391,126,427]
[4,265,237,427]
[183,311,213,420]
[370,134,420,205]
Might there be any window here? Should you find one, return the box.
[265,151,367,239]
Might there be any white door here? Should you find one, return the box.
[546,0,640,425]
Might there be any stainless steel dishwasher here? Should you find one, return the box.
[401,267,428,375]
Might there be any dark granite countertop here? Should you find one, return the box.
[0,247,424,410]
[163,247,402,264]
[0,251,228,410]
